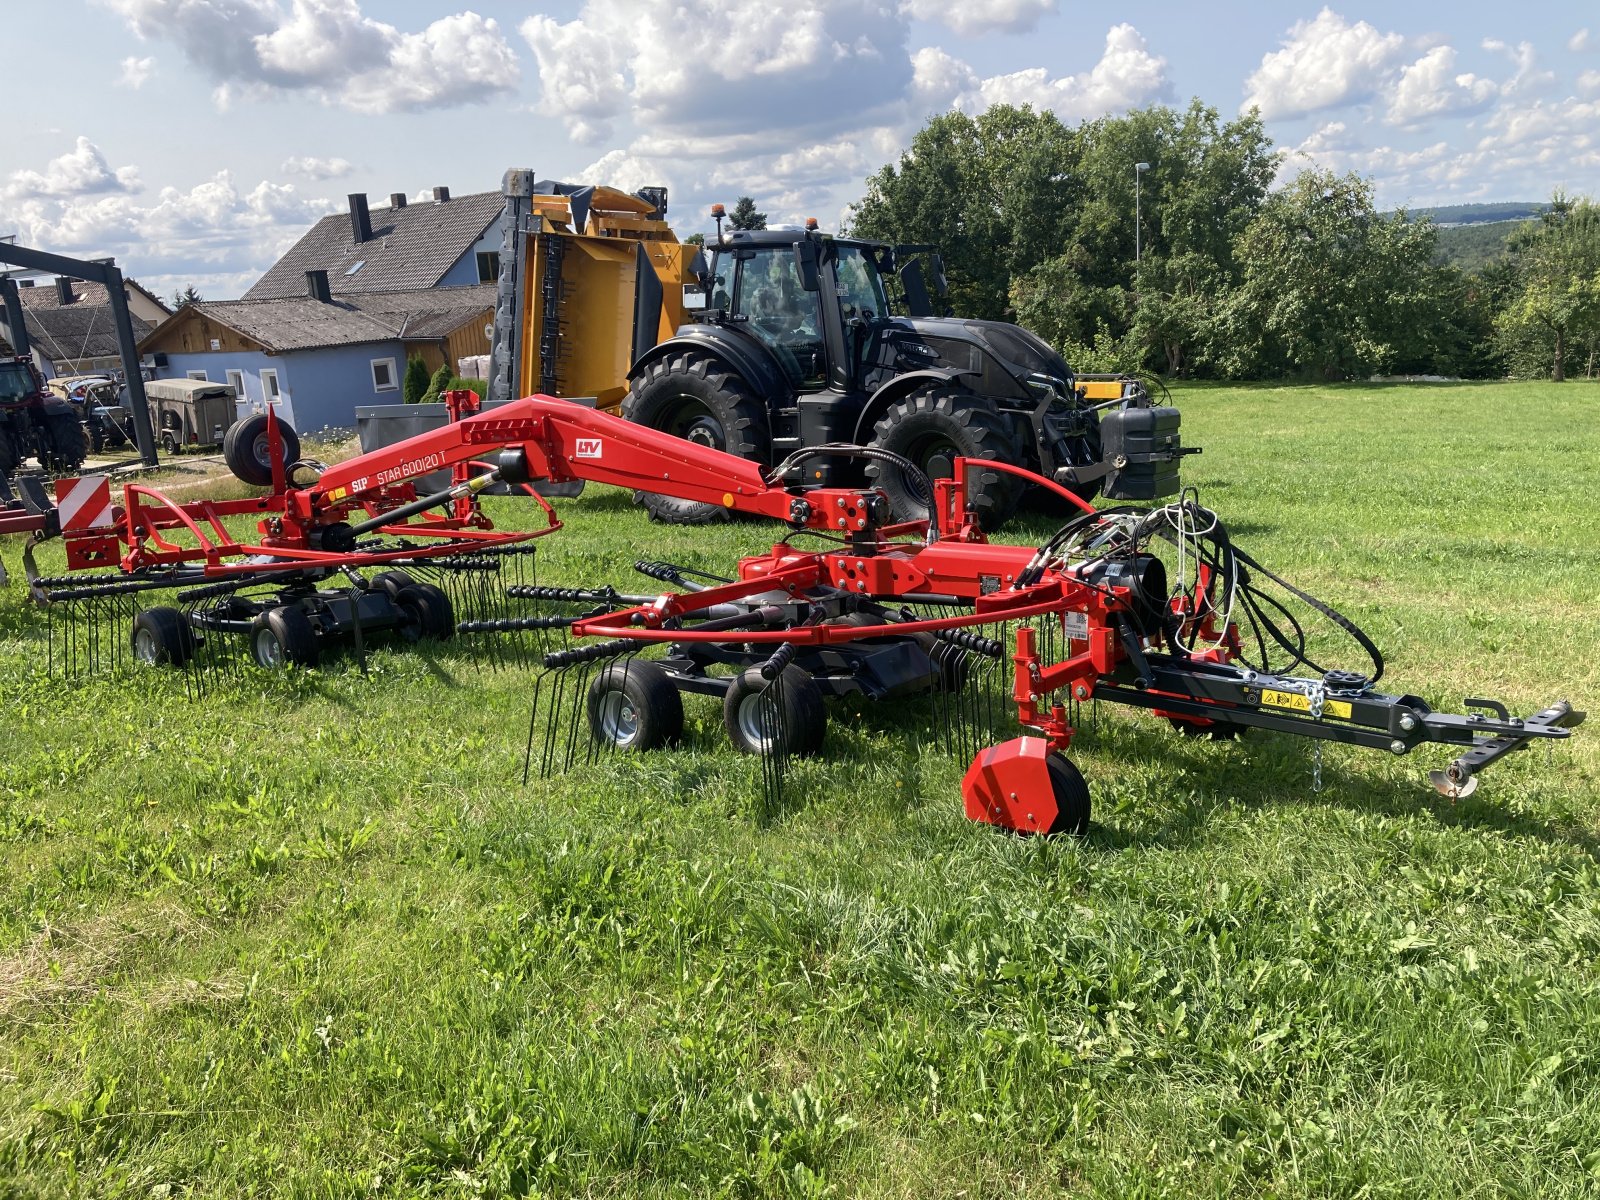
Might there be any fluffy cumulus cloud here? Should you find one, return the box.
[951,23,1172,122]
[1581,70,1600,96]
[1569,28,1592,54]
[4,137,142,199]
[1244,8,1407,119]
[97,0,519,113]
[0,138,340,297]
[903,0,1057,38]
[1387,46,1497,126]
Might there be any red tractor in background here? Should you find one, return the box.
[0,356,89,476]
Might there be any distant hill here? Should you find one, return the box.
[1381,203,1548,272]
[1402,202,1547,226]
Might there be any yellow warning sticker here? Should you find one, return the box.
[1262,688,1352,719]
[329,487,347,502]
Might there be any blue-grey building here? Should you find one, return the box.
[138,186,502,431]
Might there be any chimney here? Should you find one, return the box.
[306,269,332,304]
[389,192,407,209]
[433,186,450,203]
[55,276,74,305]
[348,192,372,243]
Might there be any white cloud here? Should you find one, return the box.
[4,137,142,200]
[119,55,155,89]
[1481,38,1557,95]
[520,14,629,142]
[97,0,519,113]
[966,23,1171,121]
[1244,8,1407,119]
[1570,29,1592,53]
[1580,69,1600,96]
[904,0,1056,37]
[1387,46,1497,125]
[280,156,353,181]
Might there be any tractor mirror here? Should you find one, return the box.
[794,238,821,291]
[899,261,934,317]
[929,253,949,297]
[688,248,709,285]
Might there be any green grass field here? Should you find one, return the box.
[2,381,1598,1198]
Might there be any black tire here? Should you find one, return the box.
[394,584,454,643]
[160,428,181,455]
[224,413,301,486]
[0,427,20,474]
[1168,716,1245,741]
[622,351,770,524]
[130,606,195,667]
[40,411,88,473]
[1045,752,1091,836]
[723,664,826,757]
[369,570,416,600]
[586,660,684,751]
[865,385,1022,531]
[86,420,104,455]
[249,604,318,669]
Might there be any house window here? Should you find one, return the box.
[371,358,398,392]
[186,369,208,381]
[476,251,500,282]
[225,369,246,402]
[260,369,282,404]
[345,260,365,277]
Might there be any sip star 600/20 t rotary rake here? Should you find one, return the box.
[22,392,1583,831]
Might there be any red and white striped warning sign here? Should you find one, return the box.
[53,477,115,531]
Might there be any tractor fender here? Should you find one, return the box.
[40,398,78,419]
[852,368,975,445]
[628,326,791,401]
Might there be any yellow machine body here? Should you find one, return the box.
[516,186,695,412]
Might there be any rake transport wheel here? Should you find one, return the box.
[723,665,826,757]
[395,584,455,643]
[1168,717,1245,741]
[131,606,196,667]
[865,384,1022,531]
[622,350,770,525]
[1044,752,1092,837]
[249,604,318,670]
[224,412,302,487]
[586,661,684,751]
[369,570,415,600]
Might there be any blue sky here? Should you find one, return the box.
[4,2,1597,299]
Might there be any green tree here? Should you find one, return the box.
[684,232,706,246]
[728,197,767,230]
[402,356,431,404]
[421,362,453,403]
[1493,195,1600,381]
[168,285,202,308]
[1218,169,1439,379]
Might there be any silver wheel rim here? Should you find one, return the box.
[597,691,640,747]
[736,692,776,753]
[254,628,285,669]
[133,626,161,665]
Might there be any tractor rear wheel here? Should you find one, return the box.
[866,385,1022,531]
[249,604,318,669]
[224,413,302,486]
[40,411,88,473]
[622,351,769,525]
[723,665,826,757]
[0,427,19,474]
[131,606,196,667]
[586,660,684,751]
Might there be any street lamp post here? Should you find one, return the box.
[1134,161,1150,264]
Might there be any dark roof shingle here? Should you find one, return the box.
[22,305,153,361]
[243,191,503,300]
[149,285,495,353]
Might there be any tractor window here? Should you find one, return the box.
[834,246,889,320]
[0,362,37,403]
[732,248,825,388]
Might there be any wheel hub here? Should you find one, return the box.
[597,691,640,747]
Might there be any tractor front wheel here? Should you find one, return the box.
[622,351,770,525]
[866,385,1022,530]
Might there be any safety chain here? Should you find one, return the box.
[1307,679,1327,793]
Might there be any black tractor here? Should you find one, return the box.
[0,357,89,476]
[623,219,1189,527]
